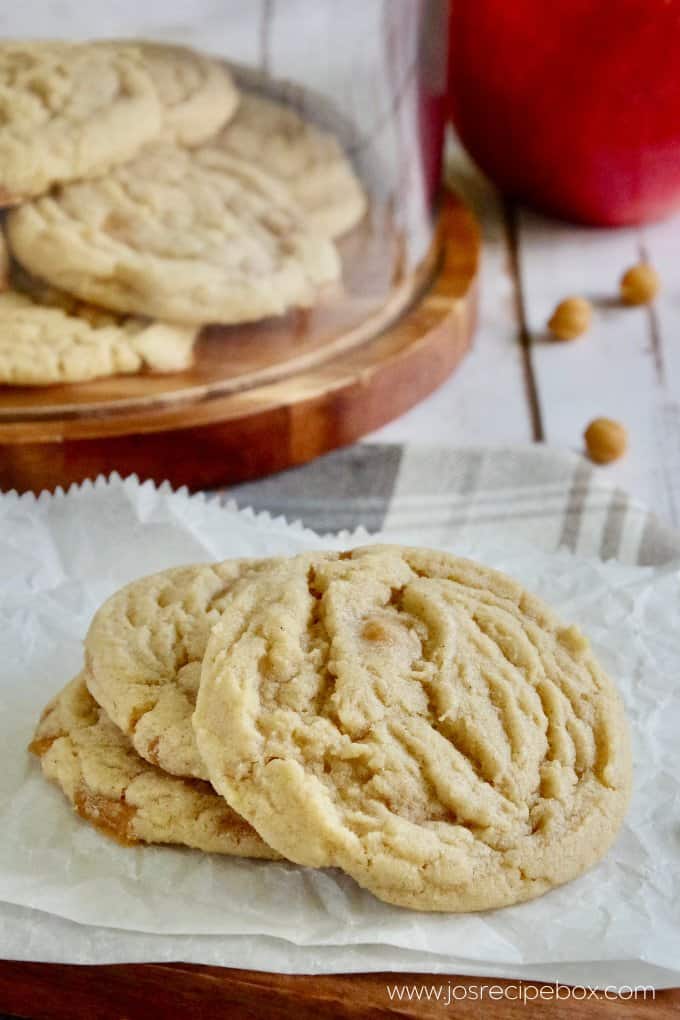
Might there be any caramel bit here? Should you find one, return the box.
[103,212,132,237]
[620,263,660,305]
[218,810,251,837]
[547,297,592,341]
[74,787,138,846]
[584,417,628,465]
[28,735,58,757]
[0,188,19,208]
[39,701,56,722]
[362,618,391,643]
[146,735,161,766]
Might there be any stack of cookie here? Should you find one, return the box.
[0,40,366,387]
[31,545,632,912]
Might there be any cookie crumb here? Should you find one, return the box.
[362,618,391,643]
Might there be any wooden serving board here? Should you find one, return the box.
[0,191,479,493]
[0,961,675,1019]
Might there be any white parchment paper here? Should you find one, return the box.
[0,476,678,986]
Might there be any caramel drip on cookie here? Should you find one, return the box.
[74,787,139,847]
[28,735,60,757]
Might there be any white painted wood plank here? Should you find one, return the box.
[517,208,675,523]
[638,210,680,525]
[370,145,533,446]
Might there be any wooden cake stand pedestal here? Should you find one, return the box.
[0,191,479,493]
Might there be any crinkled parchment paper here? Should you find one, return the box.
[0,476,678,986]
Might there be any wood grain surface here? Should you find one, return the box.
[0,191,479,494]
[0,962,675,1020]
[374,143,680,531]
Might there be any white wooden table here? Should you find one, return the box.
[372,144,680,529]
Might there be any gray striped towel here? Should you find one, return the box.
[221,443,680,566]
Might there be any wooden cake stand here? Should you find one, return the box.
[0,190,479,493]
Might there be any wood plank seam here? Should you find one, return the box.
[638,240,665,386]
[502,199,545,442]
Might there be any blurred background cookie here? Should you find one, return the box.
[0,284,196,386]
[216,91,366,238]
[100,41,239,147]
[7,143,341,324]
[0,41,162,203]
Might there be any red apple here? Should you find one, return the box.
[449,0,680,225]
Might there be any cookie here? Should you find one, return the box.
[85,559,280,780]
[194,545,632,912]
[30,675,279,858]
[0,41,162,203]
[7,143,341,325]
[216,92,366,238]
[101,42,238,147]
[0,289,196,386]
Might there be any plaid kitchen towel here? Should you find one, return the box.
[221,443,680,567]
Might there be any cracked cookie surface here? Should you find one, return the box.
[0,289,196,385]
[85,559,281,780]
[194,544,632,912]
[101,42,238,147]
[216,92,366,238]
[0,41,162,203]
[30,674,279,858]
[7,143,341,325]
